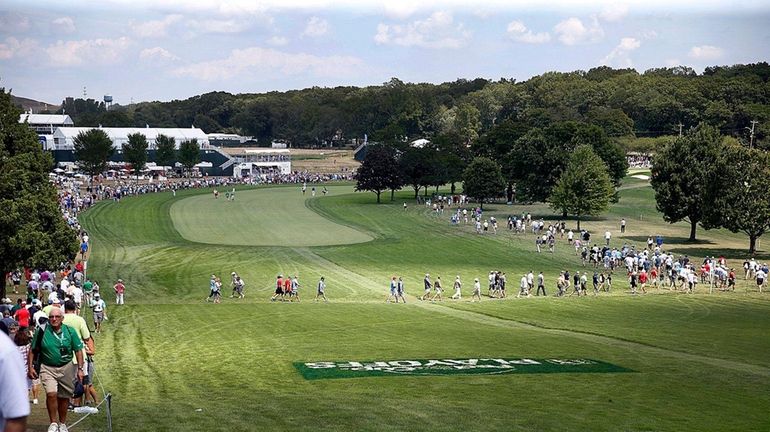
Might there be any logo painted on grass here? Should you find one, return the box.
[295,358,631,380]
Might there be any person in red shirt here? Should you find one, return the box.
[271,275,284,302]
[283,276,292,301]
[14,302,30,328]
[114,279,125,305]
[75,262,84,273]
[650,267,658,289]
[638,270,648,294]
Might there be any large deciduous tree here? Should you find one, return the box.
[74,128,115,177]
[177,139,201,176]
[0,89,78,298]
[705,144,770,254]
[462,157,506,209]
[123,132,148,179]
[399,147,435,198]
[548,145,615,230]
[650,123,722,241]
[355,145,401,203]
[154,134,176,168]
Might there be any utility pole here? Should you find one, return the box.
[747,120,758,148]
[677,122,684,137]
[82,86,87,99]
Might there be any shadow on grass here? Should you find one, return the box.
[622,235,715,245]
[666,246,770,261]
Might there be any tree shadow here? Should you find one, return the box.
[623,236,715,245]
[666,246,770,261]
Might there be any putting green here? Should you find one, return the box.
[169,185,373,246]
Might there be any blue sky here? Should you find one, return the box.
[1,0,768,105]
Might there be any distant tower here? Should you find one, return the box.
[104,95,113,111]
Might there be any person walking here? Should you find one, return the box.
[387,277,398,303]
[451,276,462,300]
[471,278,481,302]
[431,276,443,302]
[396,277,406,303]
[536,272,546,296]
[420,274,432,301]
[315,277,328,302]
[28,308,85,432]
[90,294,106,334]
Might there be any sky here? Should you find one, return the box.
[1,0,769,105]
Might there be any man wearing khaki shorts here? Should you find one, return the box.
[28,308,85,432]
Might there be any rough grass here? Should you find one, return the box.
[51,177,770,432]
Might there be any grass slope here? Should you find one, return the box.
[60,179,770,432]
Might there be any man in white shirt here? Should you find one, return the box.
[0,332,29,432]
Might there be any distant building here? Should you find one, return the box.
[18,113,74,150]
[226,148,292,177]
[52,126,210,151]
[207,133,256,147]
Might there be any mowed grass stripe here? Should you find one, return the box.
[169,185,373,246]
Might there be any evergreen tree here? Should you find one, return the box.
[178,139,200,176]
[549,145,615,230]
[123,132,148,179]
[355,144,400,203]
[74,129,115,177]
[462,157,506,210]
[0,89,78,298]
[650,124,722,241]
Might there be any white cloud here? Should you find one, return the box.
[0,37,38,60]
[171,46,365,81]
[140,46,180,62]
[52,17,76,34]
[381,4,420,20]
[190,18,252,34]
[374,11,470,49]
[302,17,329,37]
[46,37,131,67]
[553,17,604,45]
[599,4,629,22]
[665,58,681,67]
[506,20,550,44]
[267,36,289,46]
[688,45,723,60]
[600,37,640,67]
[133,15,183,38]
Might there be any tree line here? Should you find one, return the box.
[73,129,201,177]
[48,63,769,150]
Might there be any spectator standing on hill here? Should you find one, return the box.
[315,277,328,302]
[113,279,125,305]
[28,308,85,432]
[620,218,626,233]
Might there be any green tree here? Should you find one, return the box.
[705,145,770,254]
[154,134,176,168]
[73,129,115,177]
[123,132,148,179]
[462,157,506,209]
[0,89,78,298]
[355,145,401,203]
[177,139,200,176]
[399,147,435,198]
[650,124,723,241]
[549,145,615,230]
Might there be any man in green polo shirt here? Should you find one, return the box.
[28,308,85,432]
[82,279,93,305]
